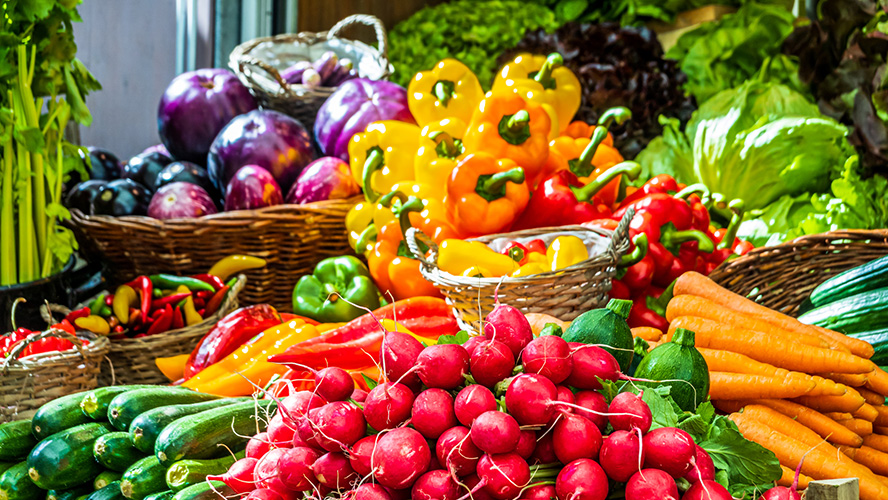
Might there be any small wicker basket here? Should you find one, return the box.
[229,14,391,132]
[708,230,888,316]
[69,199,358,311]
[406,211,633,330]
[1,329,109,423]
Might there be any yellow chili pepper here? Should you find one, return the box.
[112,285,137,324]
[348,121,420,202]
[208,255,266,281]
[74,315,110,335]
[155,354,189,382]
[408,59,484,126]
[511,261,550,277]
[547,235,589,271]
[494,53,582,135]
[175,285,202,326]
[415,118,468,200]
[437,239,518,277]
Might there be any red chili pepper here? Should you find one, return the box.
[707,199,749,269]
[194,290,213,301]
[197,308,206,317]
[269,332,384,369]
[147,304,174,336]
[64,307,91,323]
[150,292,192,311]
[104,294,114,306]
[193,298,206,309]
[204,285,230,317]
[127,276,153,320]
[190,274,225,292]
[525,239,547,255]
[618,174,681,207]
[129,309,141,324]
[51,321,76,335]
[628,291,669,331]
[171,307,185,330]
[113,325,125,333]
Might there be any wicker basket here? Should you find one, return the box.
[69,199,358,311]
[406,212,632,330]
[1,329,110,423]
[708,230,888,316]
[229,14,391,132]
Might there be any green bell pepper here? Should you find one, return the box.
[292,256,381,323]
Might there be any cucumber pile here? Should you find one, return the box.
[0,386,270,500]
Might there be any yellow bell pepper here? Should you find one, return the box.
[408,59,484,126]
[349,121,420,203]
[415,118,468,200]
[493,53,581,135]
[181,318,320,397]
[547,235,589,271]
[437,239,518,277]
[511,252,549,277]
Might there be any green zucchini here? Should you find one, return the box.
[107,390,220,431]
[91,473,120,492]
[27,423,113,490]
[562,299,635,372]
[32,393,93,440]
[170,482,232,500]
[80,387,153,421]
[119,457,166,500]
[47,485,93,500]
[129,399,246,454]
[0,421,37,461]
[797,288,888,334]
[0,462,42,500]
[0,465,13,477]
[807,255,888,309]
[632,327,710,412]
[93,433,146,473]
[164,452,243,492]
[847,328,888,367]
[154,400,274,466]
[142,493,173,500]
[86,483,124,500]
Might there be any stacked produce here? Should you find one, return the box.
[278,52,358,89]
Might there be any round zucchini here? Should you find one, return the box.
[633,327,710,411]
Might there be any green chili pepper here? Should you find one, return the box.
[87,292,108,314]
[149,273,215,292]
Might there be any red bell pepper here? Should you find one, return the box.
[618,174,681,207]
[609,279,631,300]
[64,307,90,323]
[627,285,671,331]
[618,234,655,293]
[705,199,753,273]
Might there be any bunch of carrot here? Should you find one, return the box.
[653,271,888,500]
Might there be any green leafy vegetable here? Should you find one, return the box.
[436,331,472,345]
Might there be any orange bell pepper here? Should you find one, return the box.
[463,92,551,187]
[563,121,615,145]
[445,153,530,236]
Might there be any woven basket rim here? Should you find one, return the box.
[0,334,109,374]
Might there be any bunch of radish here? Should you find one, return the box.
[214,302,736,500]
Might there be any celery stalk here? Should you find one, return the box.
[0,139,15,286]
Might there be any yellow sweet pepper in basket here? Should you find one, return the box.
[415,118,468,199]
[408,59,484,126]
[494,53,581,135]
[348,121,420,202]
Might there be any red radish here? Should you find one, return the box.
[608,392,652,434]
[371,427,431,489]
[520,484,557,500]
[436,426,482,476]
[684,446,716,483]
[682,480,733,500]
[522,336,573,384]
[555,458,609,500]
[515,430,536,459]
[574,391,608,431]
[309,401,366,451]
[476,453,531,500]
[530,432,557,465]
[412,388,459,439]
[455,385,497,426]
[296,408,323,449]
[427,449,443,471]
[483,303,533,358]
[505,373,557,426]
[463,336,488,357]
[470,340,515,388]
[348,435,377,476]
[313,367,355,401]
[555,386,575,405]
[760,487,802,500]
[254,448,288,495]
[267,412,296,448]
[412,470,460,500]
[209,457,256,494]
[643,427,696,478]
[461,474,497,500]
[414,344,471,389]
[553,413,603,463]
[311,451,358,490]
[247,489,283,500]
[382,487,410,500]
[382,331,424,389]
[471,411,521,454]
[277,446,321,490]
[565,344,621,390]
[353,483,393,500]
[247,432,272,458]
[599,430,644,482]
[278,390,327,423]
[363,383,414,432]
[625,469,679,500]
[292,428,313,449]
[350,388,368,403]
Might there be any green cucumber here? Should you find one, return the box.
[0,462,42,500]
[47,485,93,500]
[562,299,635,372]
[32,393,93,440]
[80,387,153,420]
[632,328,710,412]
[119,457,166,500]
[797,288,888,334]
[129,399,246,454]
[27,423,113,490]
[93,433,146,473]
[86,483,124,500]
[91,473,121,492]
[847,328,888,367]
[154,400,274,466]
[0,421,37,461]
[170,482,232,500]
[807,255,888,309]
[142,493,173,500]
[164,452,244,491]
[107,390,220,431]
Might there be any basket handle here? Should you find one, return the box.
[328,14,389,61]
[0,328,89,372]
[237,55,291,92]
[405,227,439,270]
[606,207,634,257]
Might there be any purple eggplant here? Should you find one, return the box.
[224,165,284,211]
[314,79,415,161]
[285,157,360,204]
[141,144,172,160]
[154,161,217,196]
[92,179,152,216]
[281,61,312,85]
[148,182,218,220]
[302,68,322,89]
[65,180,108,214]
[324,58,355,87]
[123,152,173,192]
[313,51,339,82]
[158,68,257,164]
[207,109,313,193]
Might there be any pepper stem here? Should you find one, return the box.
[355,224,378,253]
[378,190,408,209]
[397,197,426,237]
[660,224,715,255]
[597,106,632,129]
[618,233,649,268]
[428,131,463,159]
[570,161,641,202]
[361,147,386,203]
[570,126,609,178]
[717,199,745,251]
[647,281,674,317]
[533,53,563,90]
[498,111,531,145]
[674,183,711,205]
[475,167,525,202]
[11,297,25,331]
[433,80,455,107]
[671,328,696,347]
[323,283,339,303]
[606,298,633,320]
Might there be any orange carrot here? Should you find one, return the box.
[825,412,854,421]
[840,445,888,477]
[866,367,888,396]
[778,465,812,489]
[855,403,880,423]
[673,272,874,358]
[824,372,869,387]
[699,348,844,397]
[730,413,888,500]
[630,326,662,342]
[668,316,875,374]
[709,372,815,400]
[874,406,888,427]
[864,434,888,454]
[741,405,831,450]
[835,418,873,437]
[793,391,867,414]
[859,387,886,406]
[876,426,888,435]
[742,398,863,447]
[666,294,831,349]
[712,400,746,414]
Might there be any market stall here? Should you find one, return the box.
[2,0,888,499]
